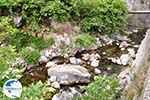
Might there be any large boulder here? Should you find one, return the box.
[47,64,91,85]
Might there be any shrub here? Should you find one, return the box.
[19,47,40,65]
[73,0,128,35]
[28,19,41,32]
[0,0,127,35]
[28,36,55,50]
[21,0,45,31]
[40,0,70,20]
[20,81,54,99]
[0,17,18,42]
[0,45,17,73]
[8,32,30,51]
[8,32,54,51]
[75,34,95,47]
[0,0,70,24]
[75,75,121,100]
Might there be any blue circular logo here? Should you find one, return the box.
[3,79,22,98]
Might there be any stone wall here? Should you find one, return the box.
[126,0,150,28]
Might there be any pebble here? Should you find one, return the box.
[45,50,52,57]
[102,44,106,46]
[131,42,135,44]
[51,52,57,57]
[127,48,135,57]
[107,67,112,71]
[94,68,101,74]
[69,57,77,64]
[133,29,138,33]
[121,48,125,51]
[102,52,106,55]
[46,62,55,67]
[39,56,49,63]
[91,59,99,67]
[119,41,129,48]
[82,53,90,61]
[64,54,69,58]
[108,39,113,45]
[49,76,57,82]
[111,58,117,63]
[116,43,120,46]
[76,58,84,65]
[116,59,122,65]
[95,53,101,58]
[99,44,102,47]
[133,45,139,48]
[51,81,60,89]
[89,54,97,61]
[120,54,130,66]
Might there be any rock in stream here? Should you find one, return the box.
[48,64,91,85]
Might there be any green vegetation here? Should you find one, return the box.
[0,0,127,35]
[8,32,55,51]
[74,0,127,35]
[0,45,17,73]
[75,75,120,100]
[0,17,54,66]
[20,81,54,100]
[0,17,18,42]
[75,34,96,47]
[8,32,31,51]
[19,47,40,65]
[40,0,70,20]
